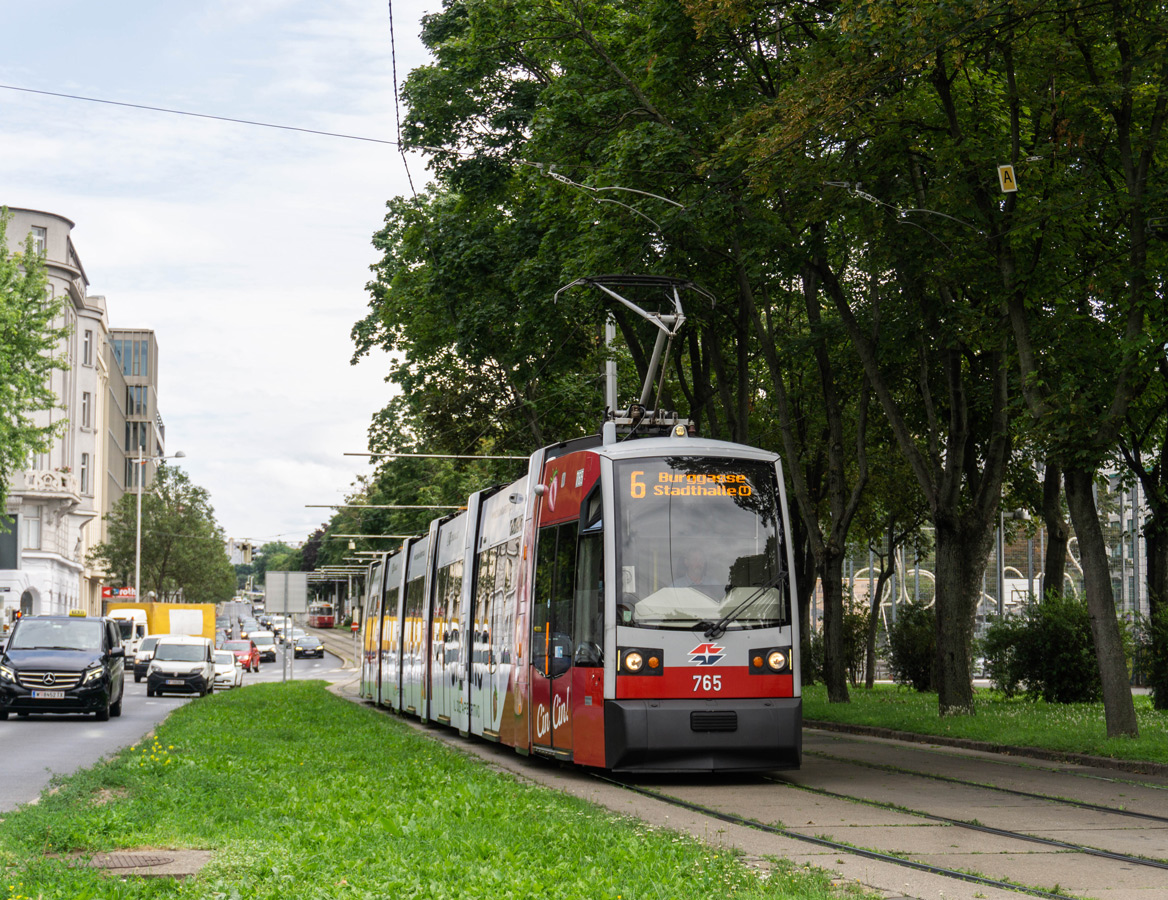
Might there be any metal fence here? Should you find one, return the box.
[811,476,1150,641]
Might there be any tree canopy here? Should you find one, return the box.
[337,0,1167,727]
[89,464,236,605]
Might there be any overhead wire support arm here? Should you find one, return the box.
[305,504,466,510]
[555,275,714,431]
[344,452,526,461]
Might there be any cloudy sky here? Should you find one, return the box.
[2,0,440,546]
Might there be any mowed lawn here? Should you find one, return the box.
[0,682,875,900]
[803,683,1168,764]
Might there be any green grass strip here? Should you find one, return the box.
[0,682,876,900]
[804,684,1168,764]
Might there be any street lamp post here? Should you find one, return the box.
[135,445,186,602]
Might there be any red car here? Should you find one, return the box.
[223,639,260,672]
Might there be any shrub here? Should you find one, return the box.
[983,592,1101,703]
[842,600,870,686]
[886,600,935,691]
[1135,608,1168,710]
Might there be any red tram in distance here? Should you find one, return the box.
[360,427,801,772]
[306,602,335,629]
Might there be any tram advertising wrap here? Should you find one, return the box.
[359,429,801,772]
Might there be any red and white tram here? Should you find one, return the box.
[307,602,335,629]
[360,427,801,772]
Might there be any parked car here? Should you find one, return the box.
[0,613,125,720]
[223,639,260,672]
[293,635,325,659]
[133,634,167,682]
[146,636,215,697]
[213,650,244,689]
[251,631,277,662]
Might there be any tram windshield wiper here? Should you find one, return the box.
[702,569,786,640]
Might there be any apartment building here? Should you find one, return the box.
[0,208,166,621]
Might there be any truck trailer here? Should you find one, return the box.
[103,601,216,653]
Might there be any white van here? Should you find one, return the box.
[146,635,215,697]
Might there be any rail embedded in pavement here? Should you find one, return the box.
[302,625,358,669]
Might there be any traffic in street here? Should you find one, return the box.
[0,626,346,812]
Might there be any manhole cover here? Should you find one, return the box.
[83,853,175,869]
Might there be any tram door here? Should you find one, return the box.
[531,521,577,757]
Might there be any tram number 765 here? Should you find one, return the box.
[692,674,723,692]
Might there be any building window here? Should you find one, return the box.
[22,506,42,551]
[81,391,91,429]
[125,385,147,417]
[0,516,17,569]
[83,330,93,366]
[31,226,47,256]
[80,453,90,494]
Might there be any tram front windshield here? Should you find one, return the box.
[614,456,789,630]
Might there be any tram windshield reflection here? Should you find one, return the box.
[614,456,789,630]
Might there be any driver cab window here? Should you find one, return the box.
[573,531,603,666]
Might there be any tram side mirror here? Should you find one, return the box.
[574,641,603,667]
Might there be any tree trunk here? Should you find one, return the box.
[1064,467,1139,738]
[1146,514,1168,621]
[932,516,995,714]
[865,543,895,689]
[793,526,817,682]
[868,562,892,691]
[1145,516,1168,711]
[821,554,850,702]
[1041,461,1070,600]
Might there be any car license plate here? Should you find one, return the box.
[31,690,65,699]
[166,679,184,685]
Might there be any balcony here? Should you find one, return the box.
[17,469,81,504]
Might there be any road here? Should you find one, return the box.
[0,641,347,812]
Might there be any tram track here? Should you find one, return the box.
[802,747,1168,826]
[766,776,1168,872]
[595,773,1081,900]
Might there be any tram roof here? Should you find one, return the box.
[573,433,781,464]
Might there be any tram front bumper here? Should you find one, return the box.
[604,697,802,772]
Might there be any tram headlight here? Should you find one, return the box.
[749,646,791,674]
[618,647,664,675]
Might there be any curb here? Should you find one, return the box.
[806,718,1168,777]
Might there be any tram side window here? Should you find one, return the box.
[531,522,577,677]
[573,531,603,666]
[475,548,497,667]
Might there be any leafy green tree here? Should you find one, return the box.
[89,464,235,604]
[0,209,70,512]
[258,542,302,580]
[350,0,1166,733]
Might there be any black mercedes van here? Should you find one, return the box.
[0,614,126,720]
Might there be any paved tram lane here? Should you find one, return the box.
[349,687,1168,900]
[652,729,1168,900]
[0,641,348,813]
